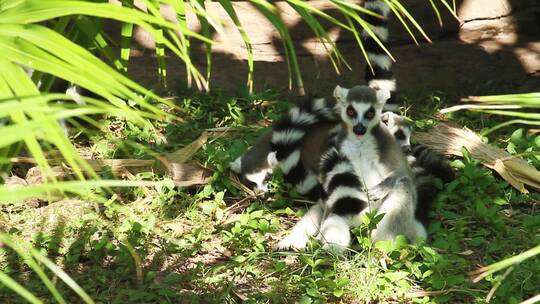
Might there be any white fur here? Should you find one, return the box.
[375,89,392,103]
[368,79,397,92]
[370,178,423,243]
[322,161,354,190]
[383,112,412,148]
[279,149,301,174]
[340,132,385,189]
[245,168,272,193]
[289,108,317,125]
[364,0,391,16]
[333,85,349,103]
[362,25,389,41]
[295,172,319,195]
[330,123,343,134]
[367,53,392,70]
[277,204,324,250]
[312,98,327,111]
[313,97,337,119]
[267,151,278,168]
[383,103,400,112]
[414,220,428,240]
[66,85,86,105]
[318,214,353,253]
[272,129,304,145]
[229,157,242,173]
[325,186,367,210]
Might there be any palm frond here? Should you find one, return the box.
[441,92,540,135]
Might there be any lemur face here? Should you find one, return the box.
[381,112,412,152]
[333,85,389,137]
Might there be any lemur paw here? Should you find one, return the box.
[318,215,351,253]
[321,242,348,254]
[254,183,269,194]
[412,220,428,242]
[319,234,350,254]
[276,232,309,251]
[318,229,351,254]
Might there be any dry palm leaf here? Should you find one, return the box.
[10,132,212,187]
[413,122,540,194]
[164,131,208,164]
[9,131,256,191]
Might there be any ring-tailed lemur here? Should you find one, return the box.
[381,112,454,225]
[230,98,338,201]
[275,110,454,250]
[267,97,339,201]
[231,0,397,194]
[232,0,448,252]
[230,113,453,204]
[279,85,426,252]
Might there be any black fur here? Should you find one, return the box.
[331,196,368,216]
[327,172,362,194]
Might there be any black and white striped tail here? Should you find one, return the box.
[410,145,455,183]
[409,145,455,224]
[270,97,338,201]
[362,0,396,94]
[319,147,368,216]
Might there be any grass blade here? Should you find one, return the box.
[288,1,349,74]
[31,249,95,304]
[0,271,42,304]
[436,0,462,22]
[482,119,540,136]
[428,0,443,27]
[195,0,213,84]
[471,244,540,283]
[250,0,304,95]
[0,235,67,303]
[385,0,419,45]
[218,0,254,91]
[386,0,432,43]
[0,180,162,203]
[74,17,124,71]
[331,0,395,62]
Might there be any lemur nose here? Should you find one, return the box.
[353,124,366,135]
[402,145,412,153]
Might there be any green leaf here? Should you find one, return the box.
[384,271,409,282]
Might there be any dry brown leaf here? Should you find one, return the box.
[166,131,208,164]
[11,158,211,188]
[166,162,212,187]
[413,122,540,194]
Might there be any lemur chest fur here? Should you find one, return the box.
[339,134,387,189]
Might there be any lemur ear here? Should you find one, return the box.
[374,88,391,105]
[333,85,349,103]
[380,112,390,124]
[380,112,396,127]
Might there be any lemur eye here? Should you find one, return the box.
[346,106,356,118]
[365,110,375,119]
[394,129,406,140]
